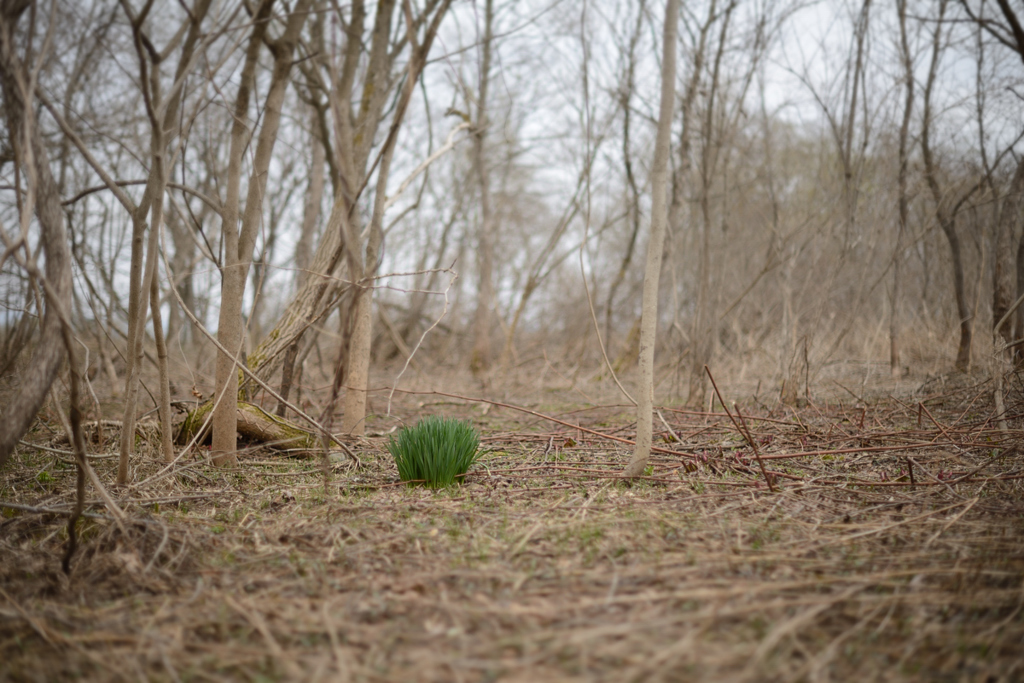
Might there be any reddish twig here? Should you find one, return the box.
[705,366,776,492]
[391,389,700,461]
[733,403,776,493]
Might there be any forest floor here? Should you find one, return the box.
[1,364,1023,682]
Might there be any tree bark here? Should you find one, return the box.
[892,0,914,377]
[150,229,174,463]
[165,207,198,346]
[333,0,399,437]
[251,197,355,391]
[341,287,373,433]
[212,0,310,464]
[470,0,496,376]
[624,0,678,479]
[922,0,972,372]
[297,109,326,290]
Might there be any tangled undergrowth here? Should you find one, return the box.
[1,370,1023,682]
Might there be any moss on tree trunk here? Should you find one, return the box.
[177,401,333,453]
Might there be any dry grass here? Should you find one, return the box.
[2,368,1023,682]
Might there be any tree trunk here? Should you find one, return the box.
[470,0,496,376]
[688,1,734,407]
[758,74,796,402]
[116,0,214,481]
[142,129,174,464]
[251,197,354,390]
[150,232,174,463]
[840,0,871,248]
[211,0,274,465]
[330,1,401,438]
[890,247,902,376]
[341,287,373,433]
[941,219,973,371]
[963,0,1024,362]
[688,182,713,405]
[180,401,339,452]
[668,0,716,238]
[624,0,678,479]
[892,0,914,378]
[921,0,972,372]
[212,0,309,464]
[336,0,453,435]
[297,109,326,290]
[116,177,157,482]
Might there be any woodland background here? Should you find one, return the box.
[1,2,1024,681]
[1,0,1023,459]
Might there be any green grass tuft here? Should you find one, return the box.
[387,416,481,488]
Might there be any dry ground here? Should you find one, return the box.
[2,368,1023,682]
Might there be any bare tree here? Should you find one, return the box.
[921,0,973,372]
[841,0,872,247]
[668,0,718,242]
[119,0,217,473]
[994,160,1024,345]
[687,0,736,406]
[469,0,496,375]
[338,0,454,435]
[6,0,1024,486]
[603,0,646,350]
[211,0,311,465]
[39,0,220,480]
[625,0,678,479]
[247,0,452,437]
[960,0,1024,353]
[891,0,914,377]
[0,0,73,469]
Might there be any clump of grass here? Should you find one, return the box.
[387,416,480,488]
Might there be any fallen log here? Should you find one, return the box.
[176,401,336,453]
